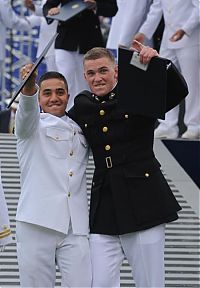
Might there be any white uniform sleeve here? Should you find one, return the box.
[15,90,40,139]
[139,0,163,39]
[0,0,31,31]
[34,4,44,17]
[182,0,199,35]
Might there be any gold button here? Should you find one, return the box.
[102,126,108,133]
[69,171,73,177]
[84,123,88,127]
[125,114,129,119]
[145,173,150,178]
[100,110,105,116]
[105,145,111,151]
[68,192,71,197]
[101,101,106,104]
[69,151,73,156]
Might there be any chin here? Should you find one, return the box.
[94,89,107,97]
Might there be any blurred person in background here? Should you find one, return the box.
[0,0,31,106]
[0,97,19,133]
[0,161,13,251]
[106,0,154,58]
[134,0,200,139]
[24,0,58,72]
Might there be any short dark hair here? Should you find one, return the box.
[38,71,68,91]
[83,47,116,65]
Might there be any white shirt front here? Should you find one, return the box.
[15,93,89,235]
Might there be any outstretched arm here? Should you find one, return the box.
[15,64,40,139]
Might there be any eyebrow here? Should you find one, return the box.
[86,66,109,73]
[42,88,65,93]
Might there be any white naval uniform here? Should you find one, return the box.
[139,0,200,135]
[15,93,91,287]
[106,0,153,54]
[0,162,13,248]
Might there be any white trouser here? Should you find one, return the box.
[55,49,89,110]
[90,224,165,288]
[16,221,92,287]
[45,54,58,72]
[159,45,200,133]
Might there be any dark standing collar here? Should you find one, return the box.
[92,85,118,103]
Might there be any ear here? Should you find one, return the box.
[114,65,118,80]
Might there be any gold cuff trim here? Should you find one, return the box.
[0,231,12,239]
[0,229,11,237]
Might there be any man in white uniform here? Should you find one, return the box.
[15,66,91,287]
[106,0,153,56]
[134,0,200,139]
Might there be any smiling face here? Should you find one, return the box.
[84,56,118,97]
[39,78,69,117]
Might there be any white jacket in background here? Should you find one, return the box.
[139,0,200,49]
[0,0,31,61]
[107,0,153,50]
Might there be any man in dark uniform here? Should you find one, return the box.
[68,42,188,287]
[43,0,118,108]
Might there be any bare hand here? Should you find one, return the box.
[48,7,60,16]
[24,0,35,11]
[132,40,159,64]
[132,33,145,46]
[84,0,97,10]
[20,64,37,96]
[170,29,185,42]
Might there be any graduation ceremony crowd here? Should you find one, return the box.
[0,0,199,287]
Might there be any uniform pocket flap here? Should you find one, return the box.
[46,127,70,141]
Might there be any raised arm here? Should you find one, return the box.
[15,64,40,139]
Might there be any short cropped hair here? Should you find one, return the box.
[38,71,68,91]
[83,47,116,65]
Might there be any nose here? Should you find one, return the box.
[94,72,102,82]
[50,92,59,102]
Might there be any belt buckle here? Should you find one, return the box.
[105,156,112,168]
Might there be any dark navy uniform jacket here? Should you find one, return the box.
[68,64,188,235]
[43,0,118,54]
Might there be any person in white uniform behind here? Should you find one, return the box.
[134,0,200,139]
[0,161,13,251]
[15,65,91,287]
[106,0,153,57]
[24,0,58,72]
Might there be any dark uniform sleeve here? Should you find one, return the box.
[118,48,188,120]
[43,0,61,24]
[96,0,118,17]
[165,61,188,113]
